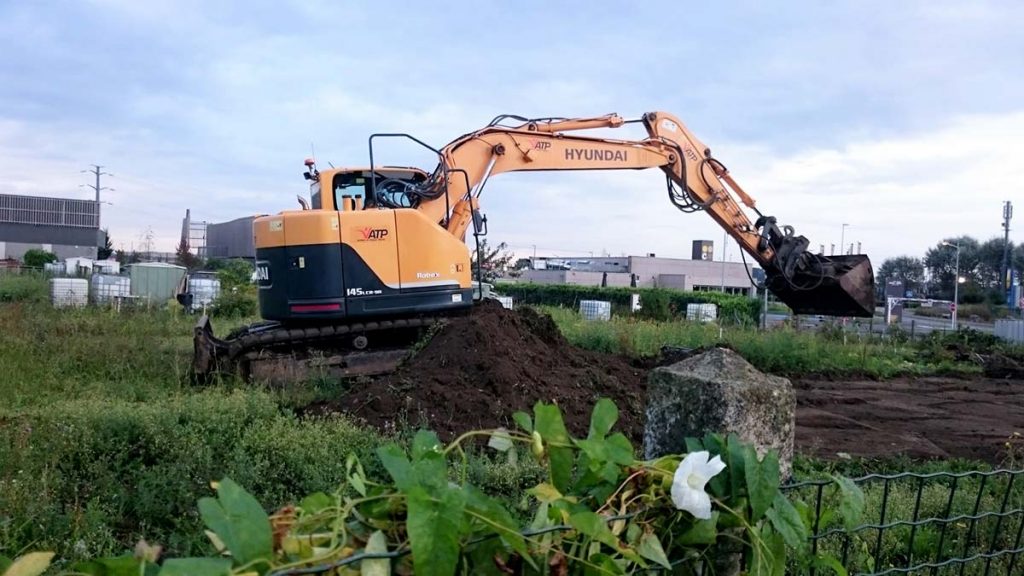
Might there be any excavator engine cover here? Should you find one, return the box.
[766,254,875,317]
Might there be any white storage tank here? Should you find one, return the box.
[50,278,88,308]
[579,300,612,321]
[188,276,221,311]
[43,262,66,275]
[91,274,131,304]
[494,295,514,310]
[93,260,121,275]
[686,303,718,323]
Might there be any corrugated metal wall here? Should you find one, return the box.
[0,194,99,228]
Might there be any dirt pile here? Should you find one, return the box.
[329,300,649,441]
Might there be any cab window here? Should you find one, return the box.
[310,182,322,209]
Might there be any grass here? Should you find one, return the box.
[541,305,980,378]
[0,274,1013,571]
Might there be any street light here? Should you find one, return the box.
[941,240,961,330]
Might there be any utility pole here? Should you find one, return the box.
[81,165,113,228]
[840,223,849,256]
[1003,201,1013,292]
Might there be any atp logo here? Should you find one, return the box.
[355,227,389,241]
[524,138,551,151]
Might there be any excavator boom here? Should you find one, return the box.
[385,111,875,317]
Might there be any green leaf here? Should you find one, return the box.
[376,444,414,491]
[70,556,150,576]
[765,492,808,549]
[406,486,466,576]
[588,398,618,439]
[464,486,535,569]
[0,557,11,574]
[831,475,865,531]
[604,433,634,466]
[157,558,232,576]
[569,510,620,549]
[679,513,719,545]
[197,478,272,569]
[582,552,624,576]
[747,526,785,576]
[683,436,705,454]
[2,552,53,576]
[361,530,390,576]
[299,492,333,514]
[412,430,442,460]
[512,411,533,433]
[726,433,747,500]
[534,403,573,492]
[637,532,672,569]
[744,446,779,522]
[812,554,850,576]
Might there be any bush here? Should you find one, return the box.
[211,285,258,318]
[21,248,57,268]
[498,282,761,325]
[209,258,254,289]
[0,391,383,562]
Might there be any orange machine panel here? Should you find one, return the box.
[254,210,340,249]
[394,209,472,290]
[339,210,401,289]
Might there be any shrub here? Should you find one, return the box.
[211,285,258,318]
[0,391,383,562]
[21,248,57,268]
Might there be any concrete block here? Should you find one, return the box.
[643,347,795,478]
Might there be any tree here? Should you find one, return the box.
[97,229,114,260]
[469,239,515,282]
[175,238,200,270]
[977,237,1013,289]
[876,256,925,295]
[22,249,57,269]
[924,236,980,299]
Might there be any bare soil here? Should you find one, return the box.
[794,376,1024,463]
[326,299,650,441]
[313,302,1024,463]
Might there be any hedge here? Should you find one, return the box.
[496,282,761,325]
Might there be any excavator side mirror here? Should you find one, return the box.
[472,210,488,236]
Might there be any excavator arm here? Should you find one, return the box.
[373,111,875,317]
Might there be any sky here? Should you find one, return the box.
[1,0,1022,264]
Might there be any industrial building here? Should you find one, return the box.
[0,193,105,260]
[521,241,762,296]
[180,210,256,260]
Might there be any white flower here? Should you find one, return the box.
[671,451,727,519]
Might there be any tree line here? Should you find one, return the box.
[878,236,1023,304]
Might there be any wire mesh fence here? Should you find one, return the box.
[784,468,1024,576]
[265,467,1024,575]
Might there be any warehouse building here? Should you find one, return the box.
[521,241,761,296]
[0,193,104,260]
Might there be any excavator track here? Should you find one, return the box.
[192,313,459,385]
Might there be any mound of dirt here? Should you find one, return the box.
[325,300,650,441]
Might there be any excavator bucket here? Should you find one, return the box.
[767,254,876,317]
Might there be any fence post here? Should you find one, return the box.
[911,319,915,338]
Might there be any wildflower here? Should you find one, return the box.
[671,451,726,519]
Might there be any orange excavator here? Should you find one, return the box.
[193,112,875,382]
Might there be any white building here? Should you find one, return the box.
[521,255,760,296]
